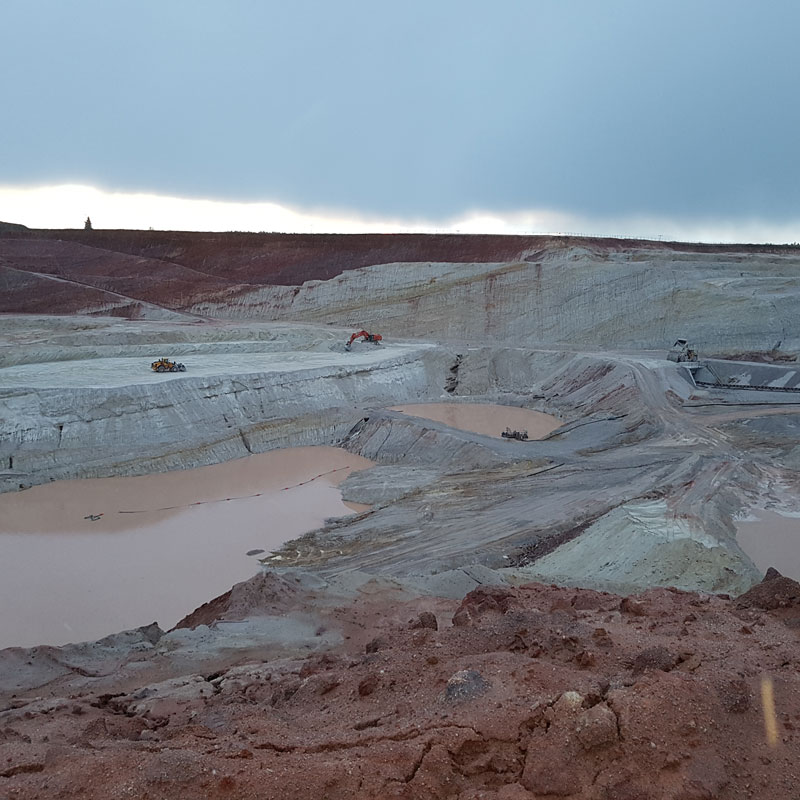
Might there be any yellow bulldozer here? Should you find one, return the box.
[151,357,186,373]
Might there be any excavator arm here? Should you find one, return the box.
[346,330,383,349]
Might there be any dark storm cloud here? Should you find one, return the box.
[2,0,799,221]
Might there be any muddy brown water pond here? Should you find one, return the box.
[390,403,561,439]
[0,447,372,649]
[736,508,800,582]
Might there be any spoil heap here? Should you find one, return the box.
[1,570,799,799]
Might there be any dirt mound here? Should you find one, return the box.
[708,351,798,364]
[173,571,305,629]
[2,579,799,799]
[736,567,800,613]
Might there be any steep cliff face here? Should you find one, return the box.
[3,232,799,353]
[0,343,448,491]
[197,246,800,352]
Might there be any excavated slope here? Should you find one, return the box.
[3,574,800,799]
[0,337,447,491]
[2,232,800,797]
[215,248,800,353]
[2,231,799,351]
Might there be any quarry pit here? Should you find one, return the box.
[3,232,800,798]
[2,309,797,638]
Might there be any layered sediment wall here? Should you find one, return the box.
[191,249,800,353]
[0,343,449,492]
[3,232,799,353]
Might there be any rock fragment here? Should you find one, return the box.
[118,675,215,724]
[443,669,490,703]
[409,611,439,630]
[365,636,388,653]
[736,568,800,610]
[620,597,649,616]
[575,703,619,750]
[358,674,380,697]
[630,646,678,676]
[452,585,518,626]
[717,678,751,713]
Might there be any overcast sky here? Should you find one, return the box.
[2,1,799,239]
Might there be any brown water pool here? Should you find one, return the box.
[0,447,372,649]
[390,403,561,439]
[735,508,800,581]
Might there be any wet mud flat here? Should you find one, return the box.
[0,446,372,649]
[390,402,561,439]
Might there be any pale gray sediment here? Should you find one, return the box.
[4,238,800,800]
[1,318,778,605]
[1,269,799,680]
[187,247,800,355]
[0,336,448,491]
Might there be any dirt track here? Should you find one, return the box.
[0,342,424,389]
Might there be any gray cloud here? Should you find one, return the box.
[2,0,799,222]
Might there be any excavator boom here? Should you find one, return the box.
[345,330,383,349]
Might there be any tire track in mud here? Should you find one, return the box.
[272,354,774,592]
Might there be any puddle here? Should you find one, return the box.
[735,508,800,581]
[343,501,371,514]
[0,447,373,649]
[390,403,561,440]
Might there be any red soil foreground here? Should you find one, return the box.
[2,228,797,316]
[2,572,800,799]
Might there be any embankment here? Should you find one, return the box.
[2,232,800,353]
[0,340,448,492]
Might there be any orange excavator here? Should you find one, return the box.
[345,330,383,350]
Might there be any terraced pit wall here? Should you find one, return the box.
[1,343,672,494]
[3,233,800,354]
[0,347,451,492]
[191,249,800,353]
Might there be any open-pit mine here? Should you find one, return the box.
[2,227,800,798]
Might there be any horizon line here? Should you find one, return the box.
[1,183,799,246]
